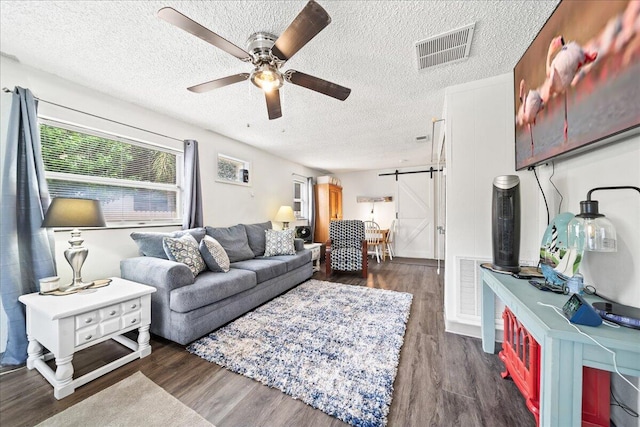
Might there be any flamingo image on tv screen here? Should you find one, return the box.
[514,0,640,170]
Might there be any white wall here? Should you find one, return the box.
[536,141,640,306]
[444,71,640,426]
[444,73,541,335]
[338,169,400,228]
[0,57,318,352]
[443,71,640,334]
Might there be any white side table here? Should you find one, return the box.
[19,277,156,399]
[304,243,323,272]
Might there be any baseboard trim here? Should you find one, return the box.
[444,319,504,343]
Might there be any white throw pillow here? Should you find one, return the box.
[199,235,230,272]
[264,229,296,257]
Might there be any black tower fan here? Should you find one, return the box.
[492,175,521,273]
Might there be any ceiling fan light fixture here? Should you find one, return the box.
[251,64,284,92]
[160,3,350,117]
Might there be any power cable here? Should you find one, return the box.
[548,161,563,214]
[611,388,639,418]
[531,166,550,225]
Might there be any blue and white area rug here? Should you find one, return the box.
[187,279,413,427]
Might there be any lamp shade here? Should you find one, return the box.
[42,197,106,228]
[274,205,296,223]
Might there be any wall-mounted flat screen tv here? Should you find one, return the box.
[514,0,640,171]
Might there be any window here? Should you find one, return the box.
[217,153,250,185]
[293,179,307,219]
[40,119,182,224]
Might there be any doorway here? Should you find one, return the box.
[395,173,436,259]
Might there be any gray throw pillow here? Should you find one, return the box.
[205,224,255,262]
[264,229,296,256]
[130,228,206,259]
[242,221,273,257]
[199,235,230,272]
[162,234,206,277]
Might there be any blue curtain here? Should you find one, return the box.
[182,139,203,229]
[0,87,56,366]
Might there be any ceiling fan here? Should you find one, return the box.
[158,0,351,120]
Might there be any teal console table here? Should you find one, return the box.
[481,268,640,427]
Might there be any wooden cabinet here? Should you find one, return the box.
[314,183,342,243]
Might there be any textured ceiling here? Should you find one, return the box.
[0,0,559,173]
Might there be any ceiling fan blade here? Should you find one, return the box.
[158,7,251,61]
[265,90,282,120]
[271,0,331,62]
[187,73,250,93]
[286,70,351,101]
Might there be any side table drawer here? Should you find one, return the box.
[122,298,141,313]
[75,325,99,346]
[100,317,121,337]
[121,311,141,328]
[100,303,122,320]
[75,310,99,330]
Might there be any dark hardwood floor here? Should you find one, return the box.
[0,259,535,427]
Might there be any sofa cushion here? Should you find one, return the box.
[242,221,272,257]
[169,269,257,313]
[205,225,255,262]
[199,235,230,272]
[264,229,296,256]
[230,258,287,283]
[257,249,311,272]
[162,234,206,277]
[131,228,206,259]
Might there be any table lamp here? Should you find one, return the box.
[274,205,296,229]
[567,186,640,252]
[41,197,106,291]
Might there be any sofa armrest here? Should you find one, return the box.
[294,238,305,251]
[120,256,194,292]
[120,256,194,342]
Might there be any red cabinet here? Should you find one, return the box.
[500,307,610,426]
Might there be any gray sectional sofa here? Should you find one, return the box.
[120,222,312,344]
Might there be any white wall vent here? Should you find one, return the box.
[456,256,538,324]
[456,256,503,320]
[415,23,476,71]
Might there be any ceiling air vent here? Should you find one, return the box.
[415,22,475,71]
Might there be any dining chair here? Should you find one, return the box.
[384,219,396,260]
[363,220,383,263]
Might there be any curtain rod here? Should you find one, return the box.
[2,87,184,143]
[379,167,443,181]
[292,172,311,179]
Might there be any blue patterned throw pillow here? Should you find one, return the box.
[163,234,206,277]
[130,228,206,259]
[199,235,230,272]
[264,229,296,257]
